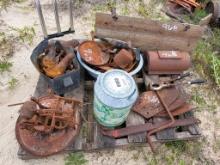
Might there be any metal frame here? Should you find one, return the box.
[35,0,75,39]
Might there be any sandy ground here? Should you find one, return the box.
[0,0,220,165]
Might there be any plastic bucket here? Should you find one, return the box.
[93,69,138,127]
[30,39,80,94]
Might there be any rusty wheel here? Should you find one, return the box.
[15,95,81,157]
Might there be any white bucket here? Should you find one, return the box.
[93,69,138,127]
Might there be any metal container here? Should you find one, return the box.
[77,51,144,79]
[94,69,138,127]
[145,51,191,75]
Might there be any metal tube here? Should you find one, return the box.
[35,0,48,38]
[53,0,61,33]
[69,0,74,31]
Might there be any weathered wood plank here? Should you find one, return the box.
[126,112,146,143]
[95,13,205,52]
[154,117,176,140]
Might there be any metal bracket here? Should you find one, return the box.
[35,0,75,39]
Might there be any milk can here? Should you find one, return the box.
[94,69,138,127]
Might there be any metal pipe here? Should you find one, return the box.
[35,0,48,38]
[69,0,74,31]
[53,0,61,33]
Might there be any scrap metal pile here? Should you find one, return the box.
[38,39,79,78]
[15,94,81,156]
[13,0,208,159]
[169,0,201,13]
[102,50,205,152]
[78,40,138,72]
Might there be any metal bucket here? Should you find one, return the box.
[93,69,138,127]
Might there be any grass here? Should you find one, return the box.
[8,77,18,89]
[0,32,13,58]
[65,152,87,165]
[191,91,207,106]
[193,28,220,88]
[0,60,12,73]
[183,5,208,25]
[0,0,26,10]
[10,26,36,45]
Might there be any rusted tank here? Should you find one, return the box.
[145,51,191,75]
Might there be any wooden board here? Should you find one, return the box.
[17,72,202,160]
[95,13,206,52]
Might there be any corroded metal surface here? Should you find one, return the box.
[15,94,81,157]
[78,41,110,66]
[132,86,187,119]
[145,51,191,75]
[102,118,200,138]
[113,49,134,69]
[39,40,78,78]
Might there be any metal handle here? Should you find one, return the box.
[35,0,75,39]
[188,79,206,85]
[53,0,61,33]
[35,0,48,38]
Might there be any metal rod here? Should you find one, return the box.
[53,0,61,33]
[35,0,48,38]
[69,0,74,31]
[146,91,175,153]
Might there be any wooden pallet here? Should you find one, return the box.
[17,71,202,160]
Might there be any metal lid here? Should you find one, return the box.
[100,69,136,99]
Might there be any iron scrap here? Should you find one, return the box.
[169,0,201,13]
[78,39,138,72]
[145,51,191,75]
[38,39,79,78]
[102,117,200,138]
[132,86,187,119]
[15,94,81,156]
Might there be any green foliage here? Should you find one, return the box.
[0,0,26,10]
[65,152,87,165]
[192,91,206,106]
[193,28,220,87]
[11,26,35,45]
[137,3,150,18]
[184,9,208,24]
[8,77,18,89]
[0,32,13,58]
[165,141,187,153]
[0,60,12,73]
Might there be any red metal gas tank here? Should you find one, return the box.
[145,51,191,75]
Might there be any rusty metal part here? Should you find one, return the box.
[15,94,81,156]
[78,41,110,66]
[113,49,134,69]
[59,39,80,49]
[147,91,175,152]
[206,0,220,26]
[169,0,201,12]
[42,52,74,78]
[39,40,77,78]
[145,51,191,75]
[132,86,187,119]
[102,117,200,138]
[156,103,195,117]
